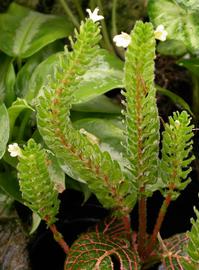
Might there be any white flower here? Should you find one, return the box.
[8,143,22,157]
[80,128,99,145]
[154,25,168,42]
[86,7,104,22]
[175,120,181,128]
[113,32,131,48]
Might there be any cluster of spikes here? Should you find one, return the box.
[15,15,199,269]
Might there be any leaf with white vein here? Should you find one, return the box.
[25,49,124,104]
[0,3,73,58]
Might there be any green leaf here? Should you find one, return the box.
[73,117,125,152]
[15,41,63,98]
[0,3,73,58]
[66,177,91,204]
[29,212,41,234]
[0,103,9,159]
[0,53,16,106]
[72,95,121,114]
[26,49,124,104]
[65,233,140,270]
[0,172,22,202]
[148,0,199,53]
[174,0,199,11]
[46,151,65,193]
[65,217,141,270]
[178,58,199,76]
[8,98,34,138]
[24,52,62,102]
[157,39,187,56]
[74,50,124,103]
[156,85,193,116]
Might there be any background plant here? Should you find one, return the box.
[148,0,199,125]
[0,1,199,269]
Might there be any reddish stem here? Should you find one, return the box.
[145,193,172,257]
[138,190,147,256]
[49,224,69,254]
[122,215,131,242]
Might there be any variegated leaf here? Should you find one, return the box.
[148,0,199,53]
[0,3,73,58]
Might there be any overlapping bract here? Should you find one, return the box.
[160,111,194,199]
[124,21,160,194]
[36,18,136,216]
[17,139,60,225]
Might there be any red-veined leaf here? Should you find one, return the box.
[65,217,140,270]
[158,233,191,269]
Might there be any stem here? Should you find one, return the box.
[73,0,84,20]
[16,57,22,70]
[96,0,114,52]
[122,215,131,242]
[111,0,117,36]
[17,111,31,140]
[192,75,199,121]
[49,224,69,254]
[145,193,172,257]
[138,189,147,256]
[59,0,79,28]
[111,0,124,59]
[156,84,194,117]
[89,0,95,10]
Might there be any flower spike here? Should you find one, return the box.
[86,7,104,23]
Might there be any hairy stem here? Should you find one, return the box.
[145,193,172,257]
[59,0,79,28]
[49,224,69,254]
[138,188,147,257]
